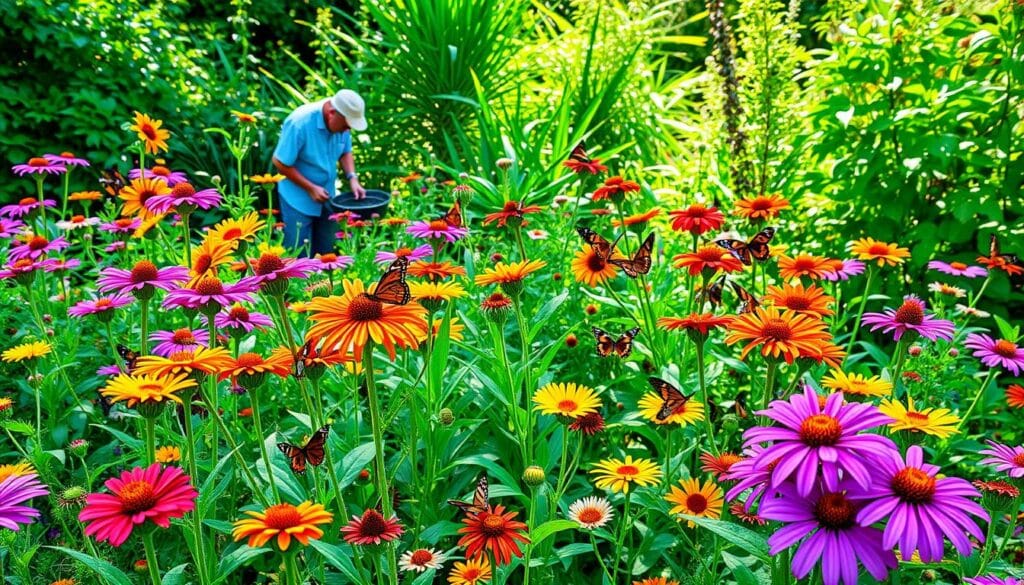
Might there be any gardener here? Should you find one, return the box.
[272,89,368,256]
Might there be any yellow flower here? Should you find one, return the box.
[130,112,171,154]
[101,373,196,408]
[447,556,491,585]
[232,501,334,550]
[134,347,234,378]
[250,173,285,184]
[0,462,35,483]
[821,369,892,397]
[638,392,705,427]
[258,242,287,256]
[119,177,171,218]
[409,280,467,302]
[849,238,911,267]
[665,477,724,527]
[533,382,602,418]
[416,315,465,343]
[590,456,662,493]
[474,259,546,286]
[155,446,181,463]
[207,212,265,248]
[2,341,52,362]
[133,212,167,239]
[879,396,960,439]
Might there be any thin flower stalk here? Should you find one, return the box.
[844,265,875,361]
[362,342,399,585]
[956,370,998,434]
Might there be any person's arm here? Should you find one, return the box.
[273,157,328,203]
[340,148,366,200]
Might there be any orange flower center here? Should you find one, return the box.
[760,318,793,341]
[502,200,520,213]
[115,218,135,228]
[686,493,709,514]
[348,295,384,321]
[813,492,855,529]
[894,300,924,325]
[357,510,388,536]
[749,197,774,211]
[394,248,412,258]
[1014,453,1024,467]
[410,549,433,565]
[194,277,224,296]
[463,568,482,580]
[172,329,195,345]
[171,183,196,198]
[131,260,159,283]
[557,400,579,413]
[994,339,1019,358]
[792,258,818,271]
[696,247,725,262]
[13,259,33,270]
[118,480,158,514]
[587,252,608,272]
[577,508,603,524]
[685,205,709,217]
[867,243,891,256]
[28,236,49,250]
[228,306,250,320]
[320,253,338,263]
[904,411,930,423]
[262,503,302,530]
[95,298,113,308]
[193,254,213,275]
[236,353,265,368]
[60,151,75,158]
[18,197,35,206]
[137,187,159,204]
[949,262,968,270]
[799,414,842,446]
[428,220,449,231]
[255,254,285,276]
[783,295,811,311]
[480,513,507,536]
[891,468,936,504]
[151,166,171,176]
[616,465,639,477]
[71,214,86,223]
[141,123,158,141]
[28,157,49,167]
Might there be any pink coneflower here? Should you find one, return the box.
[743,386,896,496]
[668,204,725,236]
[12,157,67,176]
[149,328,209,357]
[861,295,955,342]
[97,364,123,377]
[44,258,81,273]
[0,258,52,283]
[406,220,469,243]
[162,276,259,311]
[0,197,56,219]
[68,296,134,319]
[979,441,1024,478]
[927,260,987,278]
[965,576,1023,585]
[249,253,319,291]
[374,244,432,264]
[146,182,222,215]
[56,215,100,231]
[212,304,274,334]
[98,261,190,298]
[0,218,24,238]
[852,445,987,562]
[43,152,91,167]
[964,333,1024,375]
[99,217,143,236]
[724,444,774,510]
[78,463,197,547]
[7,235,70,261]
[105,241,126,253]
[819,259,866,282]
[313,252,355,271]
[340,508,404,545]
[130,165,188,186]
[0,473,49,531]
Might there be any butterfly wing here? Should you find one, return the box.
[294,339,314,378]
[614,327,641,358]
[443,200,463,228]
[302,425,330,467]
[746,227,776,262]
[366,257,411,305]
[568,140,591,163]
[96,389,114,417]
[276,442,308,474]
[610,232,654,277]
[734,391,749,419]
[117,344,140,374]
[592,327,615,358]
[576,226,613,260]
[649,377,690,421]
[100,168,127,197]
[715,238,752,265]
[730,282,760,314]
[700,275,727,307]
[447,475,489,515]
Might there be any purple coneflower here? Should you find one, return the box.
[964,333,1024,375]
[406,219,468,243]
[146,182,222,215]
[820,259,866,282]
[99,218,142,235]
[249,253,319,295]
[43,152,90,167]
[851,445,988,562]
[758,479,897,585]
[0,218,25,238]
[212,304,274,334]
[313,252,355,271]
[927,260,987,278]
[374,244,432,264]
[724,444,772,510]
[163,276,259,311]
[8,236,70,261]
[130,166,188,185]
[98,261,189,298]
[97,364,123,377]
[12,157,66,176]
[150,328,209,357]
[861,295,955,342]
[0,473,49,531]
[0,197,56,219]
[979,440,1024,478]
[0,258,52,283]
[68,296,134,319]
[743,386,896,496]
[104,241,126,253]
[44,258,81,273]
[965,576,1022,585]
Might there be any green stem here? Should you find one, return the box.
[844,266,876,362]
[250,385,281,501]
[513,301,535,463]
[284,551,301,585]
[762,360,779,414]
[145,417,156,464]
[524,485,538,585]
[611,491,632,581]
[140,298,150,355]
[363,343,398,585]
[197,388,271,507]
[695,342,721,456]
[589,533,614,583]
[513,225,528,262]
[207,315,219,456]
[494,324,527,465]
[955,370,997,435]
[142,530,162,585]
[977,510,1000,574]
[183,213,192,269]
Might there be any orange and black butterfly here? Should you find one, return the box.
[716,227,776,266]
[576,226,622,261]
[730,282,760,314]
[99,168,128,197]
[364,257,411,305]
[277,425,330,474]
[987,234,1020,267]
[699,275,728,307]
[568,140,593,164]
[438,199,462,228]
[649,377,694,422]
[447,475,489,515]
[592,326,640,358]
[293,339,315,378]
[707,391,749,422]
[117,344,141,374]
[610,232,655,278]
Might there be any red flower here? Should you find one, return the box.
[564,158,608,175]
[699,452,744,479]
[668,204,725,235]
[569,412,606,436]
[592,176,640,201]
[673,245,744,277]
[483,200,542,227]
[340,508,404,545]
[457,505,530,565]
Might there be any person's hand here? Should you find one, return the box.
[351,178,366,200]
[307,185,329,203]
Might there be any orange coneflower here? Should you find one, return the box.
[764,283,835,318]
[658,313,733,337]
[306,279,427,361]
[447,557,492,585]
[400,172,422,184]
[483,200,542,227]
[733,193,790,220]
[664,477,724,527]
[592,176,641,201]
[673,245,744,277]
[849,238,911,267]
[777,254,842,281]
[1006,384,1024,409]
[231,110,259,124]
[457,505,530,566]
[668,204,724,236]
[207,212,265,248]
[699,452,743,480]
[69,191,103,202]
[232,501,333,550]
[130,112,171,154]
[800,340,846,369]
[188,239,235,286]
[611,208,660,227]
[218,351,292,388]
[633,578,680,585]
[100,373,195,409]
[119,177,170,218]
[571,246,624,287]
[725,306,832,364]
[408,260,466,281]
[134,347,234,378]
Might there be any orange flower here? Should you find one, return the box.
[763,283,835,318]
[134,347,234,378]
[658,313,733,336]
[1006,384,1024,409]
[232,501,333,550]
[306,279,427,361]
[777,254,842,281]
[119,177,170,218]
[592,176,640,201]
[408,260,466,281]
[69,191,103,202]
[733,193,790,220]
[218,351,293,385]
[673,245,744,277]
[668,204,724,235]
[474,260,546,287]
[400,172,422,184]
[457,505,530,566]
[849,238,911,267]
[571,247,623,287]
[130,112,171,154]
[611,208,660,227]
[725,306,832,364]
[188,239,235,286]
[483,200,542,227]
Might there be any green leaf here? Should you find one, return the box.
[681,515,770,563]
[214,546,268,582]
[722,551,763,585]
[992,313,1020,342]
[161,563,189,585]
[309,539,362,582]
[529,519,578,546]
[49,546,133,585]
[3,420,34,435]
[338,442,375,487]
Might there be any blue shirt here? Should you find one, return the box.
[273,99,353,217]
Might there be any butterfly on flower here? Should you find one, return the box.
[99,168,128,197]
[439,199,462,228]
[568,140,593,164]
[117,344,141,374]
[447,474,488,515]
[592,326,640,358]
[277,425,330,474]
[576,226,623,261]
[362,257,411,305]
[649,377,694,422]
[730,282,760,314]
[293,339,315,378]
[699,275,728,307]
[715,227,776,266]
[610,232,654,277]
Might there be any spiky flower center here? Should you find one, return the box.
[263,503,302,529]
[140,123,158,140]
[71,214,86,223]
[868,243,892,256]
[18,197,35,206]
[904,410,930,424]
[130,260,159,283]
[193,254,213,275]
[171,329,195,345]
[1013,453,1024,467]
[760,318,793,341]
[783,295,811,311]
[994,339,1019,358]
[319,253,338,263]
[151,166,170,176]
[28,157,49,167]
[894,300,925,325]
[616,465,639,477]
[94,298,113,309]
[577,508,604,524]
[428,220,449,231]
[118,480,158,514]
[60,151,76,158]
[557,399,579,413]
[749,197,774,211]
[28,236,49,250]
[502,200,521,213]
[171,182,195,198]
[410,549,433,565]
[194,277,224,296]
[236,353,264,368]
[813,492,855,529]
[587,252,608,272]
[949,262,968,270]
[891,467,936,504]
[481,293,512,310]
[228,305,250,320]
[480,513,507,537]
[348,295,384,321]
[697,247,726,262]
[255,254,285,276]
[686,493,709,514]
[357,509,388,536]
[800,414,843,447]
[115,218,135,228]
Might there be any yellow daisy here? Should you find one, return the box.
[155,446,181,463]
[2,341,52,363]
[878,396,960,439]
[416,315,466,344]
[474,259,546,287]
[409,280,467,302]
[130,112,171,154]
[207,212,265,248]
[101,373,196,408]
[849,238,911,267]
[590,456,662,493]
[665,477,725,527]
[533,382,602,418]
[638,392,705,426]
[250,174,285,184]
[0,462,35,483]
[821,369,892,397]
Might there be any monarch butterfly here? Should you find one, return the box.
[592,326,641,358]
[730,282,760,314]
[716,227,776,266]
[568,140,593,164]
[364,257,411,305]
[699,275,728,307]
[439,199,462,228]
[117,344,140,374]
[99,168,128,197]
[610,232,655,278]
[447,474,489,515]
[649,377,693,422]
[277,425,330,475]
[987,234,1020,267]
[575,226,622,261]
[293,339,315,378]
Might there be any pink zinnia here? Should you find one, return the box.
[927,260,987,278]
[146,182,222,215]
[68,296,134,318]
[820,259,865,282]
[340,509,404,545]
[963,333,1024,375]
[162,276,259,311]
[150,328,209,357]
[406,220,469,243]
[105,241,127,253]
[43,152,91,167]
[7,235,70,261]
[98,261,189,297]
[0,197,56,219]
[79,463,197,547]
[979,441,1024,478]
[12,157,66,176]
[374,244,433,264]
[861,295,955,342]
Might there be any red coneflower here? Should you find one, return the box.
[340,508,404,545]
[592,176,640,201]
[457,505,530,566]
[668,204,725,236]
[1006,384,1024,409]
[673,245,745,278]
[729,502,767,526]
[483,200,542,227]
[569,412,606,435]
[699,452,744,480]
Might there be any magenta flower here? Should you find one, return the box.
[312,252,355,271]
[150,328,209,357]
[820,259,865,282]
[927,260,987,278]
[211,303,274,333]
[146,183,222,215]
[964,333,1024,375]
[98,261,189,297]
[0,258,52,282]
[0,218,25,238]
[851,445,988,562]
[7,235,70,261]
[249,254,319,289]
[0,198,56,219]
[44,258,81,273]
[723,444,772,510]
[979,441,1024,478]
[965,577,1023,585]
[97,364,123,377]
[105,241,127,253]
[43,152,91,167]
[99,218,142,235]
[861,295,955,342]
[162,276,259,311]
[743,386,896,496]
[130,166,188,186]
[759,479,897,585]
[68,296,134,318]
[406,219,469,243]
[12,157,67,176]
[374,244,433,264]
[0,473,49,531]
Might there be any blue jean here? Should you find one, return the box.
[280,197,338,257]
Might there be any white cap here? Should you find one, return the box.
[330,89,367,131]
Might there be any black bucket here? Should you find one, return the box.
[330,189,391,219]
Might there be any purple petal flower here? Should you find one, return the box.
[7,235,70,261]
[927,260,987,278]
[374,244,433,264]
[963,333,1024,375]
[0,473,49,531]
[129,166,188,186]
[68,296,134,318]
[0,218,25,238]
[44,258,81,273]
[12,158,66,176]
[98,262,189,296]
[979,441,1024,478]
[820,259,865,282]
[210,303,274,333]
[312,252,355,271]
[149,328,209,357]
[0,198,56,219]
[146,184,222,215]
[43,152,91,167]
[406,220,468,243]
[162,277,258,311]
[965,577,1023,585]
[99,218,142,234]
[861,295,955,342]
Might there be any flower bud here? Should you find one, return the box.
[522,465,546,487]
[439,407,455,426]
[134,559,149,574]
[948,348,959,357]
[908,345,922,357]
[68,439,90,457]
[496,157,514,170]
[565,334,578,348]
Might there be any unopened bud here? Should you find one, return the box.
[522,465,546,487]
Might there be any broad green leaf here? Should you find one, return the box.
[309,539,362,583]
[215,546,267,582]
[161,563,189,585]
[49,546,133,585]
[681,515,770,563]
[530,519,578,546]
